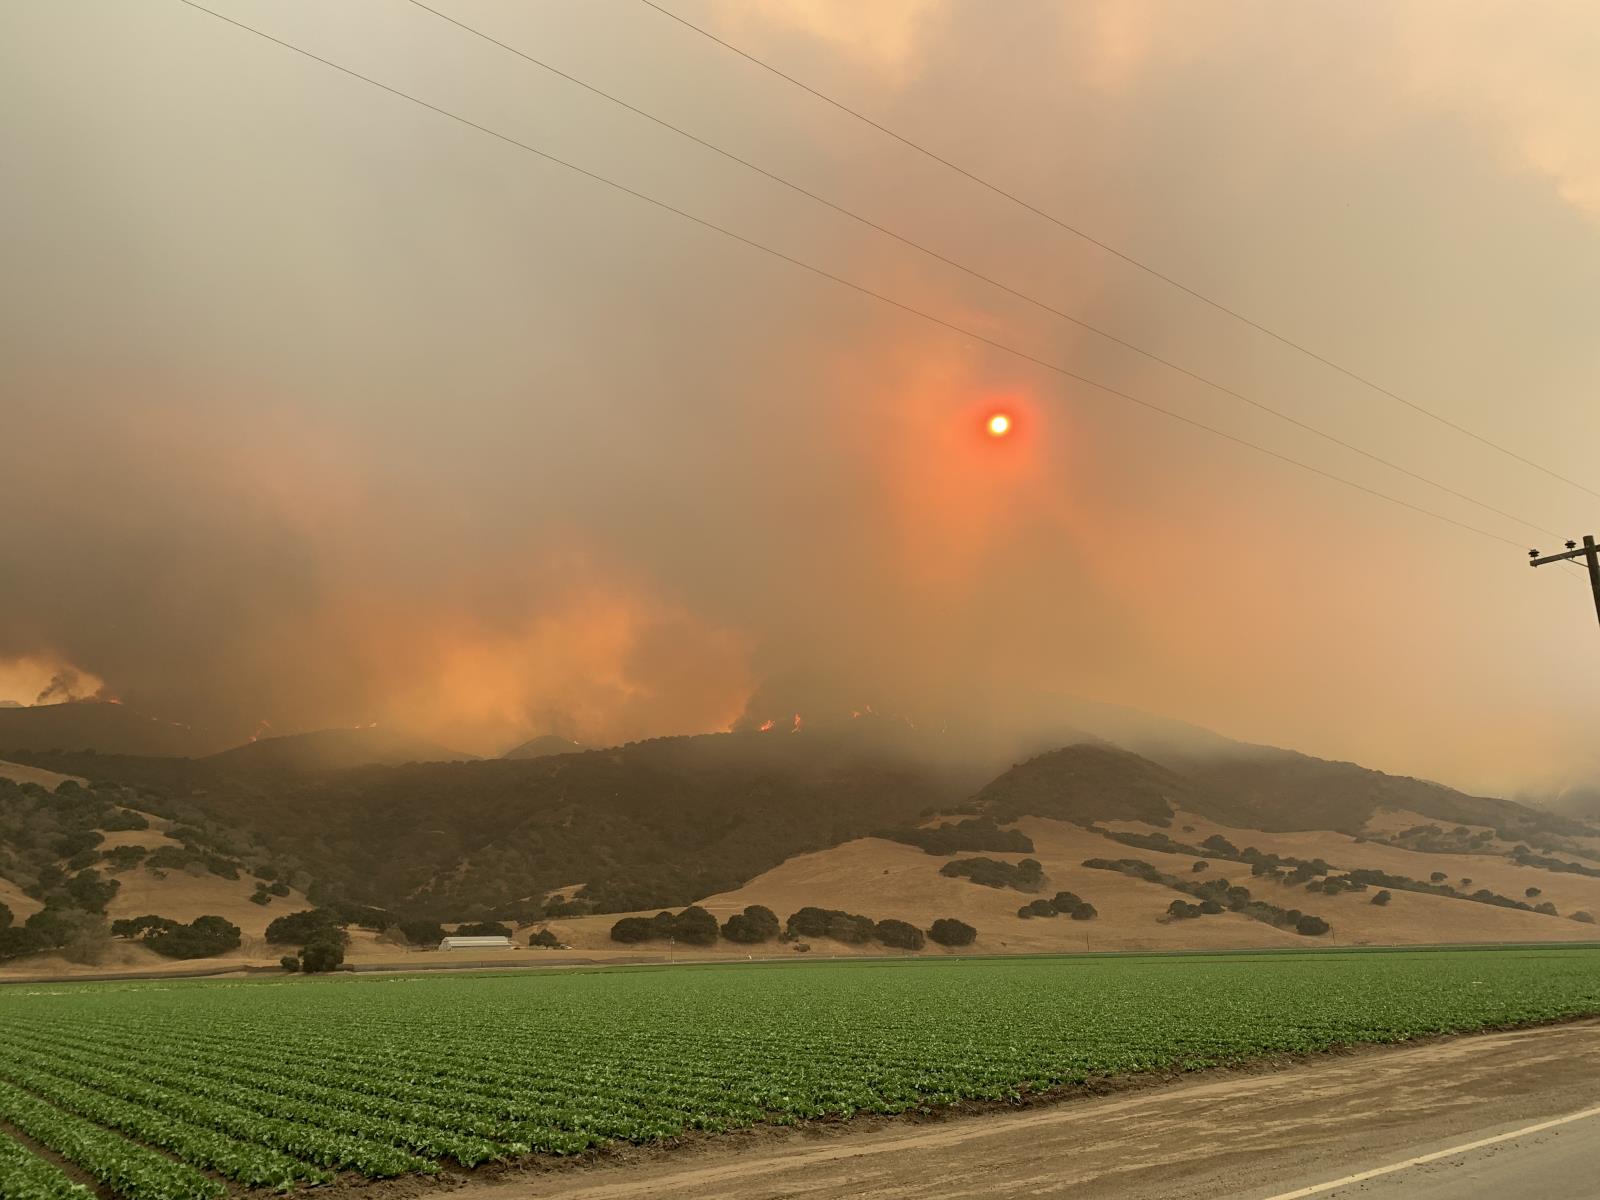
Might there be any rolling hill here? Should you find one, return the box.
[3,721,1598,978]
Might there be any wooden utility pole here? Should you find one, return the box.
[1529,535,1600,627]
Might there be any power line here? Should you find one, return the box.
[172,0,1534,554]
[403,0,1564,543]
[636,0,1600,505]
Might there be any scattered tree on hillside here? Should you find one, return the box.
[939,857,1044,892]
[1429,872,1448,883]
[721,905,780,944]
[674,906,720,946]
[1371,890,1392,906]
[528,927,564,949]
[927,918,977,946]
[872,919,925,950]
[265,908,347,946]
[1573,911,1596,925]
[145,915,241,959]
[1017,899,1057,919]
[1192,861,1208,873]
[881,817,1034,856]
[279,955,299,972]
[1526,887,1542,898]
[609,906,718,945]
[398,918,446,946]
[1295,915,1330,936]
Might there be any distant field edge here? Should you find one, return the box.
[5,939,1600,988]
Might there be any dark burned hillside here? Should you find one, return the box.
[1157,748,1593,837]
[15,731,980,920]
[971,745,1194,826]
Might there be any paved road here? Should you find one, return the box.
[1257,1103,1600,1199]
[476,1020,1600,1200]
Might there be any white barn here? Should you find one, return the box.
[438,935,514,951]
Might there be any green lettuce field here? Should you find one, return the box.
[3,948,1599,1199]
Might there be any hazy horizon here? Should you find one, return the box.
[3,1,1598,800]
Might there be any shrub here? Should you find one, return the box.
[927,918,976,947]
[300,933,345,973]
[1017,899,1056,919]
[1192,861,1209,873]
[1430,872,1448,883]
[1295,915,1331,936]
[528,928,563,948]
[1069,903,1097,920]
[1526,887,1542,898]
[873,919,925,950]
[1166,900,1201,919]
[1051,891,1084,911]
[1460,878,1472,887]
[1535,901,1559,916]
[1573,911,1596,925]
[249,889,271,906]
[268,881,291,897]
[1371,890,1392,906]
[279,955,300,972]
[1198,899,1224,915]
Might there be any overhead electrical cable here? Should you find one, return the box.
[172,0,1548,557]
[636,0,1600,505]
[403,0,1564,543]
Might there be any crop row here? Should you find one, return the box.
[0,1050,326,1188]
[0,1078,221,1200]
[0,1131,93,1200]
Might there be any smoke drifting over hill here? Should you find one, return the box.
[1,2,1598,794]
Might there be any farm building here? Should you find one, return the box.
[438,935,514,951]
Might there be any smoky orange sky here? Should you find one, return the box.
[2,1,1598,799]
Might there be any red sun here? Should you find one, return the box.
[985,412,1013,438]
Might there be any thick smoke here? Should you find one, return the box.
[1,2,1597,791]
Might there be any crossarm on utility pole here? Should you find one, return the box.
[1530,534,1600,628]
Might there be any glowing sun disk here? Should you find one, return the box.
[986,413,1012,438]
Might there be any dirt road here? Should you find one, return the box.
[477,1021,1600,1199]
